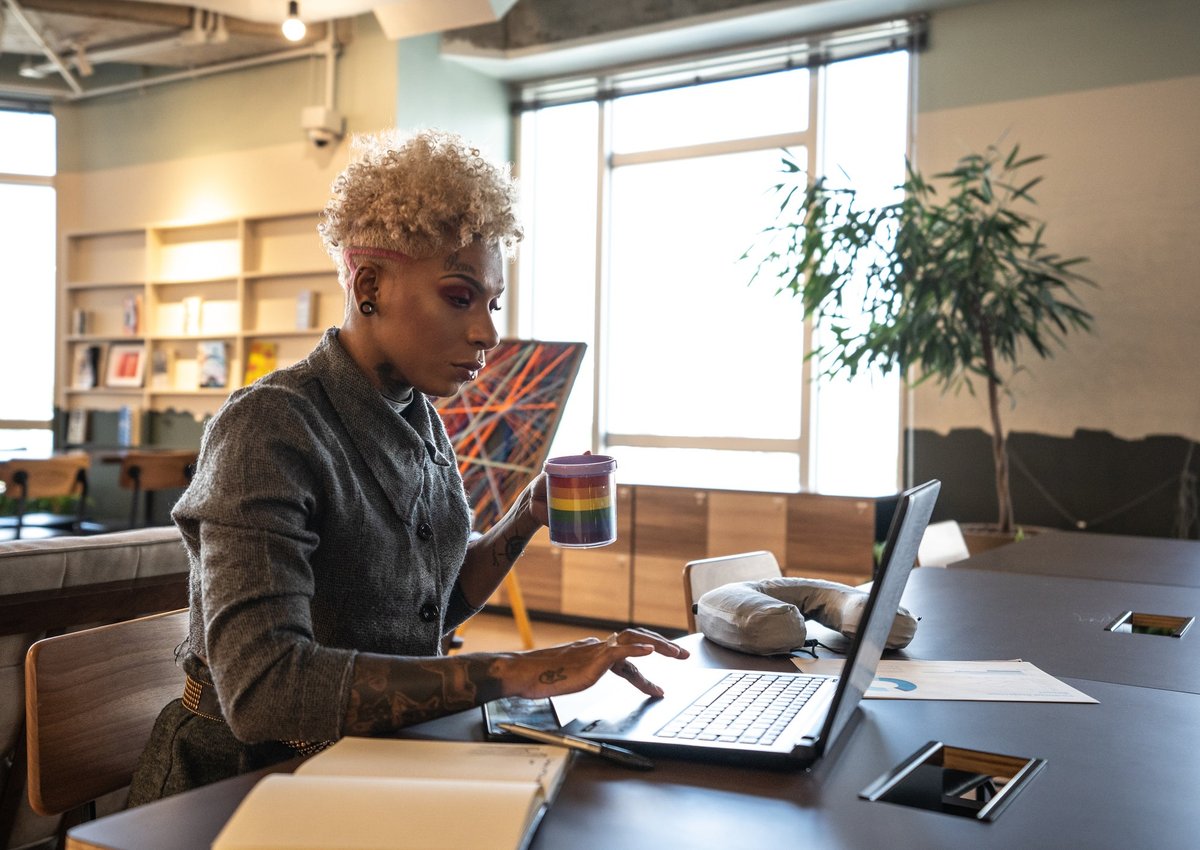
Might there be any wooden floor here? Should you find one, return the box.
[453,610,603,653]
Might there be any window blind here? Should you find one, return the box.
[514,15,926,113]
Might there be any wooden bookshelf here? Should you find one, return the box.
[58,213,342,419]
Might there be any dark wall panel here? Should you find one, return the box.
[911,428,1199,539]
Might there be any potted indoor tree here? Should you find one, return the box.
[744,144,1095,537]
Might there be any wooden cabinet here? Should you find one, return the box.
[491,485,882,633]
[632,487,709,630]
[707,491,788,566]
[492,486,634,622]
[59,213,341,420]
[785,493,877,584]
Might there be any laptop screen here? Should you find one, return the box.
[816,480,940,753]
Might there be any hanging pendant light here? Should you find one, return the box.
[282,1,307,42]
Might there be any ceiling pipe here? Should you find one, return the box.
[22,8,239,77]
[64,21,340,102]
[4,0,83,94]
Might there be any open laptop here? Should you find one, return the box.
[554,479,940,767]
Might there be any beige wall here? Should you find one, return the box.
[54,15,394,232]
[912,0,1200,441]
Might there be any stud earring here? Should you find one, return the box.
[359,300,376,316]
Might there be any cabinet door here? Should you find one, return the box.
[707,491,787,564]
[631,555,691,630]
[493,528,562,612]
[632,487,708,630]
[561,548,631,621]
[560,486,633,620]
[785,494,876,584]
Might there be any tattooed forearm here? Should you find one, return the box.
[538,667,567,685]
[344,653,506,737]
[494,531,530,570]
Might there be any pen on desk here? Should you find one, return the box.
[497,722,655,771]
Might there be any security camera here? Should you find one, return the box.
[301,105,345,148]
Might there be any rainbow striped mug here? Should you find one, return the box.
[544,454,618,548]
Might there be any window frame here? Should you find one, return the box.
[511,31,916,494]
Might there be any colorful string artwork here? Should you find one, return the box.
[433,339,586,531]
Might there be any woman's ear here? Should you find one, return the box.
[350,262,381,309]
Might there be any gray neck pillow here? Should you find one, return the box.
[696,576,919,655]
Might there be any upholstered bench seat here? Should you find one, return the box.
[0,527,190,850]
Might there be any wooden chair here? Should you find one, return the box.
[24,609,188,834]
[117,450,197,528]
[682,550,783,632]
[0,454,91,540]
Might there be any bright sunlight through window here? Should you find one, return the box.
[518,48,909,496]
[0,110,57,454]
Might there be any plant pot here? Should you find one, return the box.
[959,523,1049,556]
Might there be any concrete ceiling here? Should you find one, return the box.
[0,0,516,101]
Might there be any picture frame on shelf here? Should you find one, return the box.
[105,342,147,387]
[244,340,278,385]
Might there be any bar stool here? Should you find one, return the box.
[117,451,197,528]
[0,454,92,540]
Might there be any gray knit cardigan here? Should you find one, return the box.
[172,328,477,744]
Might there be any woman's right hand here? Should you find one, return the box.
[495,628,690,700]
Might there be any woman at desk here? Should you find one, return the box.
[129,129,686,804]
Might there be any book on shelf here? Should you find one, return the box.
[212,736,571,850]
[197,340,228,388]
[182,295,204,336]
[73,344,102,389]
[295,289,318,329]
[122,293,143,335]
[149,347,177,389]
[243,340,278,385]
[65,409,89,445]
[116,405,143,447]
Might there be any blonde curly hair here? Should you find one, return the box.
[319,128,523,287]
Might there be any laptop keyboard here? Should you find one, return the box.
[654,672,826,746]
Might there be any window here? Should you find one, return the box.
[0,109,57,454]
[516,27,915,496]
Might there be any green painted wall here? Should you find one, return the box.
[394,34,512,159]
[55,15,398,172]
[918,0,1200,112]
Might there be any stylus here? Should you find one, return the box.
[497,722,655,770]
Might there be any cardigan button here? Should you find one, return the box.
[419,603,439,622]
[417,522,433,541]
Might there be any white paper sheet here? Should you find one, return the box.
[791,658,1098,703]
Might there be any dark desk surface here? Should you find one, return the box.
[897,566,1200,695]
[956,530,1200,587]
[68,635,1200,850]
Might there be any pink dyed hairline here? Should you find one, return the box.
[340,246,411,285]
